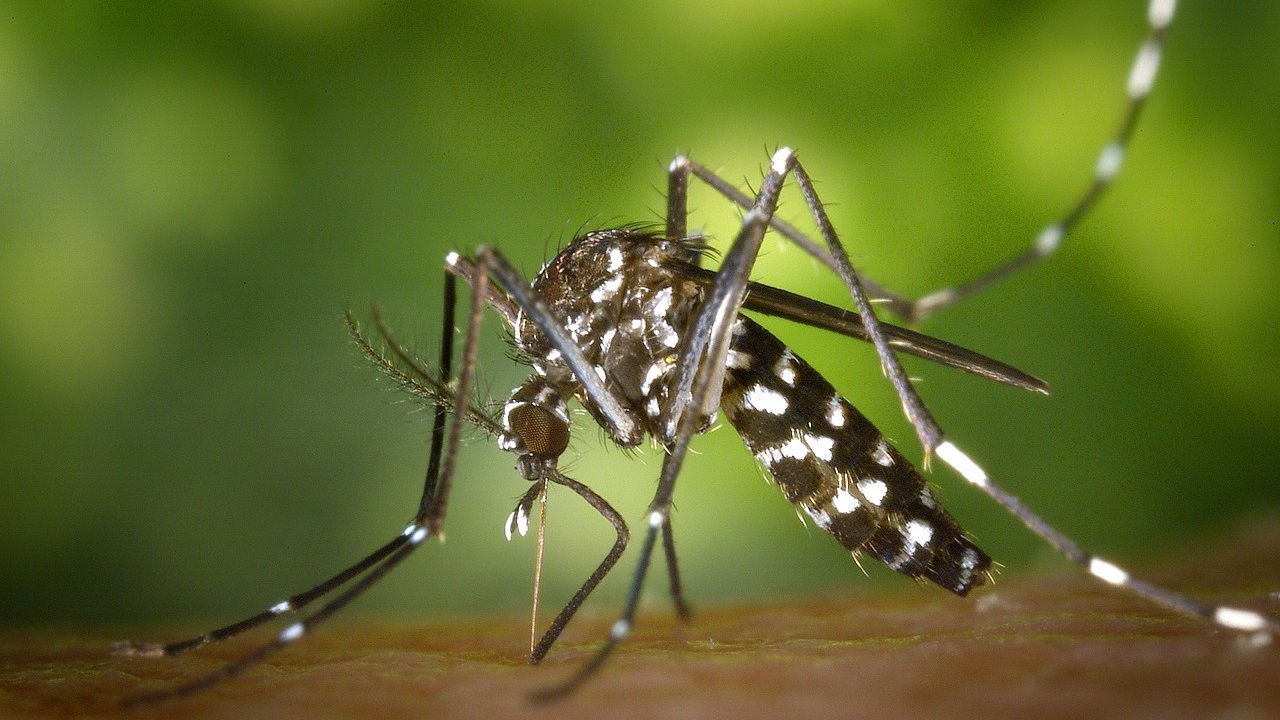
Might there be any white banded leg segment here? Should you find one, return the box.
[1035,224,1064,255]
[1148,0,1176,30]
[1095,142,1125,183]
[1214,607,1269,633]
[278,622,305,643]
[913,287,959,317]
[648,509,667,529]
[872,0,1178,325]
[935,440,989,488]
[941,441,1279,639]
[1088,557,1130,586]
[1092,557,1277,638]
[1127,39,1163,99]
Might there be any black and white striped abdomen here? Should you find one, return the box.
[720,316,991,595]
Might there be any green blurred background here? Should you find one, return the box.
[2,1,1278,631]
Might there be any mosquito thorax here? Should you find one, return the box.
[515,228,708,447]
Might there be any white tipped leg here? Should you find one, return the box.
[1214,606,1269,633]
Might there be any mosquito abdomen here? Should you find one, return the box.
[719,315,991,595]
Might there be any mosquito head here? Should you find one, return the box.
[499,377,572,480]
[509,403,571,459]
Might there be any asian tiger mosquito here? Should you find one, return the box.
[115,0,1277,706]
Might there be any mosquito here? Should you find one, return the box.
[115,0,1277,706]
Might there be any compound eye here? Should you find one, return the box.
[508,404,570,459]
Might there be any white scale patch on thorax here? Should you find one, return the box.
[650,286,674,317]
[589,274,624,303]
[640,361,670,396]
[599,328,617,352]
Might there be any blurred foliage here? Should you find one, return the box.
[1,1,1278,630]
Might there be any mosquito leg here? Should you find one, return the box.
[665,147,795,438]
[112,533,410,658]
[121,532,428,709]
[789,156,946,455]
[417,251,490,535]
[660,517,691,620]
[665,154,709,269]
[531,506,661,701]
[681,156,844,280]
[666,154,689,245]
[418,266,457,516]
[931,440,1279,641]
[901,0,1178,322]
[529,471,629,664]
[120,255,492,706]
[440,252,518,327]
[681,0,1177,325]
[780,148,1275,639]
[117,266,474,664]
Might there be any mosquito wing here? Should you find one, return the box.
[673,262,1048,395]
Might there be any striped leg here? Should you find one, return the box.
[896,0,1179,323]
[934,440,1278,641]
[677,0,1179,325]
[118,260,490,707]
